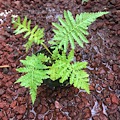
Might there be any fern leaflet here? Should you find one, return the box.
[50,10,108,52]
[70,62,89,93]
[15,53,49,104]
[12,16,44,51]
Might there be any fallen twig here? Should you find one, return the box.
[0,65,10,68]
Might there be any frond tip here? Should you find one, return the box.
[50,10,109,52]
[12,16,45,52]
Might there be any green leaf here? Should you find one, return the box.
[49,50,90,93]
[70,61,90,93]
[30,86,37,104]
[24,32,31,38]
[64,10,72,27]
[22,16,27,26]
[15,53,49,104]
[68,34,75,49]
[52,23,63,31]
[67,10,75,25]
[31,25,38,34]
[78,32,89,43]
[12,16,45,52]
[27,20,31,31]
[17,16,21,23]
[50,10,109,52]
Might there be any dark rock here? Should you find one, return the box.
[0,73,4,79]
[29,112,35,119]
[90,84,95,91]
[17,88,27,95]
[83,107,91,119]
[98,67,106,74]
[0,101,6,108]
[14,105,26,114]
[38,114,44,119]
[105,97,112,105]
[110,93,119,104]
[101,0,109,5]
[55,101,62,109]
[17,115,23,120]
[108,73,114,80]
[0,111,4,118]
[10,101,17,109]
[93,115,100,120]
[40,105,48,114]
[77,102,85,109]
[0,81,3,87]
[0,88,5,95]
[110,0,116,5]
[75,96,81,103]
[14,1,21,8]
[100,114,108,120]
[3,68,9,74]
[113,64,119,72]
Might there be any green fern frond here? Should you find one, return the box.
[50,10,109,52]
[15,53,49,104]
[48,50,89,93]
[12,16,44,51]
[70,62,89,93]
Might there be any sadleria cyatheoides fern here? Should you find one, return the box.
[12,16,44,51]
[48,50,89,93]
[12,10,109,104]
[15,54,49,104]
[49,10,109,52]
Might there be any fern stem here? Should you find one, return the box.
[41,43,52,55]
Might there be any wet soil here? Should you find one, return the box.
[0,0,120,120]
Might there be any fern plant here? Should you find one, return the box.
[50,10,108,52]
[12,10,108,104]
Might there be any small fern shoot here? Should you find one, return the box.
[50,10,109,52]
[82,0,89,4]
[12,16,44,51]
[16,53,49,104]
[48,50,89,93]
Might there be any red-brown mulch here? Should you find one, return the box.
[0,0,120,120]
